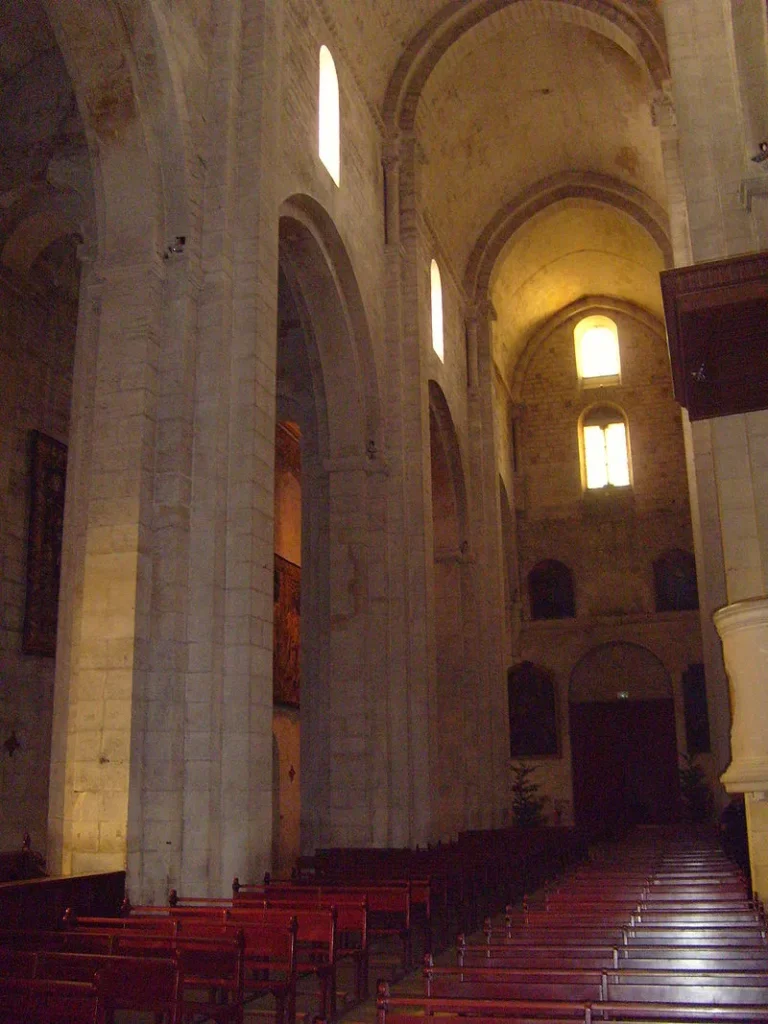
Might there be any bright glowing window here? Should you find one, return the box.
[582,406,630,489]
[319,45,340,186]
[574,315,620,384]
[430,259,444,360]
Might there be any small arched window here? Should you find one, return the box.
[574,315,620,385]
[430,259,444,361]
[528,560,575,620]
[581,405,630,489]
[319,45,340,186]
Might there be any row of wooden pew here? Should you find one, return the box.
[377,829,768,1024]
[0,826,588,1022]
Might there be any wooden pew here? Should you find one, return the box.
[234,894,369,1004]
[376,983,768,1024]
[234,879,414,975]
[0,953,181,1024]
[93,956,180,1023]
[0,976,97,1024]
[459,938,768,973]
[227,904,337,1019]
[108,933,245,1022]
[108,919,296,1024]
[424,957,768,1005]
[165,890,370,1003]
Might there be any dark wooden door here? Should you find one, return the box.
[569,699,680,834]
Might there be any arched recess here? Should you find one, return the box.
[428,380,472,839]
[277,196,383,855]
[15,0,193,886]
[569,641,680,833]
[510,297,666,402]
[464,173,671,304]
[383,0,668,135]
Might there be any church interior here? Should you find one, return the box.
[2,0,768,907]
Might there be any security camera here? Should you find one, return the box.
[751,141,768,163]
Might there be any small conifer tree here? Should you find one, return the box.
[511,762,546,827]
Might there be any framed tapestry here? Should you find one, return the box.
[273,554,300,707]
[507,660,560,757]
[23,431,67,656]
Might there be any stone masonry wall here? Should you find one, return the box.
[0,272,76,853]
[512,303,706,823]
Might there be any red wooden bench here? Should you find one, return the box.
[0,953,180,1024]
[235,879,413,974]
[376,982,768,1024]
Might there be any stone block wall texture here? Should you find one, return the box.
[0,273,76,852]
[6,0,764,891]
[281,0,386,369]
[512,303,704,821]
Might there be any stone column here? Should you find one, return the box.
[715,598,768,895]
[49,254,165,882]
[466,300,508,828]
[381,132,434,846]
[663,0,768,896]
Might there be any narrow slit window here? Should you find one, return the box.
[430,259,444,361]
[582,406,630,489]
[319,45,340,186]
[574,315,620,384]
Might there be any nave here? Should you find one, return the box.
[0,826,763,1023]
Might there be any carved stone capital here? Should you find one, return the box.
[715,597,768,794]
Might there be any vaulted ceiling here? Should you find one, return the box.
[321,0,669,380]
[0,0,669,372]
[0,0,87,296]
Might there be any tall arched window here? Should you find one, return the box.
[574,315,620,385]
[430,259,444,361]
[318,45,340,186]
[581,405,630,489]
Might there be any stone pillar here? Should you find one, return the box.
[381,132,434,845]
[662,0,768,844]
[715,598,768,897]
[49,255,165,881]
[466,301,508,828]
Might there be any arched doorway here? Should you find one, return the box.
[569,642,680,834]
